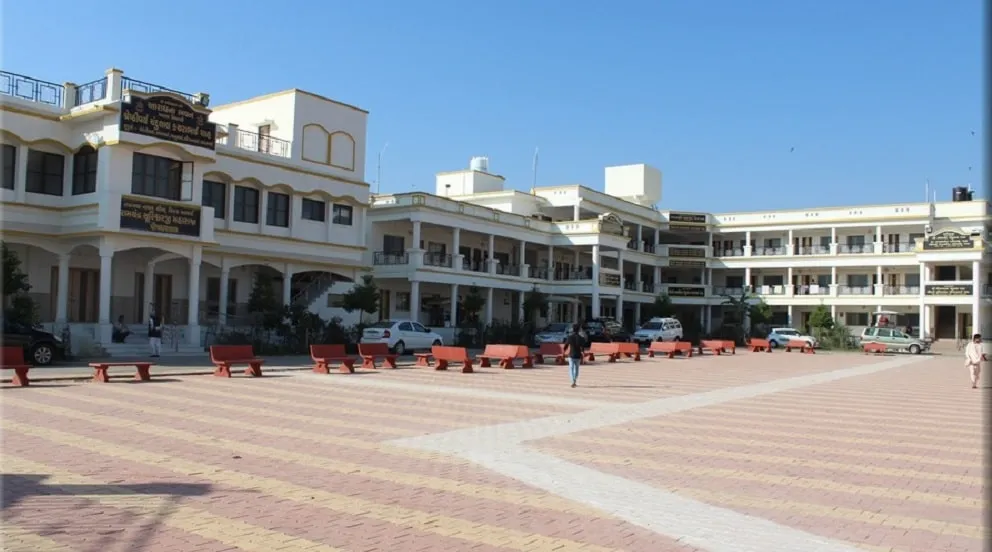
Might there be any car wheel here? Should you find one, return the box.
[31,343,54,366]
[769,340,779,349]
[909,344,921,355]
[432,339,442,347]
[392,341,406,355]
[673,336,680,342]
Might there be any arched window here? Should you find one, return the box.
[72,145,98,195]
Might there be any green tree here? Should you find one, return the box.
[246,271,283,329]
[808,305,835,330]
[721,289,772,343]
[748,299,773,326]
[2,242,38,326]
[647,293,675,319]
[460,286,486,324]
[521,286,548,324]
[341,274,380,324]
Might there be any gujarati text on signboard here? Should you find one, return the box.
[668,247,706,258]
[666,286,706,297]
[120,195,201,237]
[669,259,707,268]
[922,230,974,251]
[120,94,217,150]
[924,284,973,297]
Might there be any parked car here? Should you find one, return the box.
[632,317,683,345]
[767,328,818,349]
[360,320,444,354]
[860,326,927,354]
[583,319,631,343]
[534,323,571,345]
[2,319,66,365]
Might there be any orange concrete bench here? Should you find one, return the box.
[698,339,735,355]
[615,342,641,361]
[534,343,566,365]
[863,342,888,355]
[785,339,815,354]
[648,341,693,359]
[477,344,533,369]
[358,343,397,369]
[88,361,153,383]
[748,338,773,353]
[585,341,620,363]
[310,344,356,374]
[419,345,474,373]
[209,345,264,378]
[1,346,31,387]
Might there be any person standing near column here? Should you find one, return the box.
[964,333,985,389]
[565,323,585,388]
[148,306,163,358]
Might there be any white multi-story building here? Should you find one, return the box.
[369,157,990,342]
[0,68,369,354]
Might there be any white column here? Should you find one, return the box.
[635,225,643,251]
[143,262,156,316]
[98,250,113,344]
[452,227,462,270]
[219,267,230,324]
[787,305,794,327]
[411,220,422,250]
[488,234,496,274]
[653,265,662,292]
[875,265,883,296]
[830,266,838,296]
[258,189,268,233]
[187,247,202,344]
[616,294,624,323]
[13,142,28,203]
[875,225,883,254]
[972,260,981,336]
[634,302,642,325]
[410,281,421,323]
[919,262,927,339]
[591,244,601,317]
[744,231,752,256]
[830,305,837,320]
[484,287,494,324]
[744,266,752,288]
[547,244,554,280]
[786,267,794,296]
[450,283,459,328]
[55,253,70,323]
[518,239,526,268]
[830,227,838,255]
[573,202,581,221]
[282,265,294,306]
[787,229,794,255]
[517,290,525,322]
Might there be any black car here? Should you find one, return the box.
[582,319,631,343]
[2,319,66,365]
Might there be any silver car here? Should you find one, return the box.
[534,323,570,345]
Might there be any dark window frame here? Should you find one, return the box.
[233,185,260,224]
[131,152,182,200]
[1,144,15,190]
[72,146,98,195]
[26,149,65,196]
[266,191,290,227]
[332,203,353,226]
[202,180,227,219]
[301,197,326,222]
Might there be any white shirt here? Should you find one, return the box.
[964,341,984,365]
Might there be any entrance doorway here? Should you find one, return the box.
[134,273,174,324]
[934,305,956,339]
[378,289,390,321]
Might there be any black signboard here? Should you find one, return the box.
[924,284,973,297]
[120,195,201,237]
[669,212,707,225]
[666,286,706,297]
[668,247,706,258]
[120,94,217,150]
[922,230,974,251]
[669,259,707,268]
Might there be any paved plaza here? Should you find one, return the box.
[1,350,987,552]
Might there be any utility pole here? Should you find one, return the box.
[375,142,389,195]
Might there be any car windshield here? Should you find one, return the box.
[640,322,662,330]
[543,324,569,333]
[777,329,799,335]
[368,321,394,329]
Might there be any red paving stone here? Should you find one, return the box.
[1,351,986,551]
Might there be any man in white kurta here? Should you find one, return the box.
[964,334,985,389]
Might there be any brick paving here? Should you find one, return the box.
[1,350,986,551]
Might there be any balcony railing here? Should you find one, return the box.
[753,246,787,256]
[529,267,548,279]
[623,279,637,291]
[796,246,831,255]
[642,282,655,293]
[373,251,408,265]
[74,77,107,106]
[838,285,873,295]
[122,76,196,103]
[1,71,63,107]
[716,248,746,257]
[230,128,292,158]
[882,242,916,253]
[554,268,593,281]
[643,244,656,254]
[754,285,788,295]
[497,264,521,277]
[837,244,874,255]
[463,259,487,273]
[713,286,746,296]
[423,252,452,268]
[884,285,921,295]
[793,285,830,296]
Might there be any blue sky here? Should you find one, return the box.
[2,1,983,212]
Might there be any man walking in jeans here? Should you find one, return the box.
[565,323,586,388]
[148,306,163,358]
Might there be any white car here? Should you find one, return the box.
[767,327,817,349]
[360,320,444,354]
[534,323,571,345]
[632,317,683,345]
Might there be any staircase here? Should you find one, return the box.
[101,324,206,358]
[293,273,339,309]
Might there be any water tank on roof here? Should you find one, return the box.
[952,186,973,202]
[470,156,489,173]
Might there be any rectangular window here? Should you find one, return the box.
[301,198,326,221]
[332,203,353,225]
[72,147,98,195]
[846,235,866,246]
[383,235,405,253]
[205,277,237,315]
[1,144,16,190]
[202,180,226,219]
[26,150,65,196]
[904,273,921,287]
[845,312,869,326]
[396,292,411,311]
[847,274,869,287]
[233,186,259,223]
[266,191,290,227]
[131,152,181,200]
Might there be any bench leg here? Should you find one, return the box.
[213,364,232,378]
[461,360,473,374]
[416,356,431,367]
[92,366,110,383]
[500,358,514,369]
[522,356,533,369]
[436,359,448,371]
[313,362,330,375]
[556,355,566,366]
[584,353,594,362]
[633,352,641,361]
[245,362,263,377]
[534,354,544,364]
[11,367,29,387]
[361,357,376,370]
[607,354,616,363]
[479,357,492,368]
[648,350,655,358]
[383,357,397,369]
[340,360,355,374]
[135,365,151,381]
[686,349,693,358]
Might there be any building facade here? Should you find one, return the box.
[369,158,991,342]
[1,68,369,355]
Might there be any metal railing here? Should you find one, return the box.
[716,248,745,257]
[373,251,408,265]
[497,264,521,276]
[423,252,452,268]
[75,77,107,105]
[753,246,787,256]
[642,283,655,293]
[793,285,830,295]
[837,244,874,255]
[529,267,548,279]
[712,286,746,296]
[463,259,487,272]
[882,242,916,253]
[122,76,196,103]
[753,285,788,295]
[796,246,831,255]
[1,71,63,107]
[837,285,873,295]
[234,128,291,158]
[883,285,920,295]
[554,268,592,281]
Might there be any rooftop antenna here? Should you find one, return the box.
[531,147,539,194]
[375,142,389,195]
[925,178,930,203]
